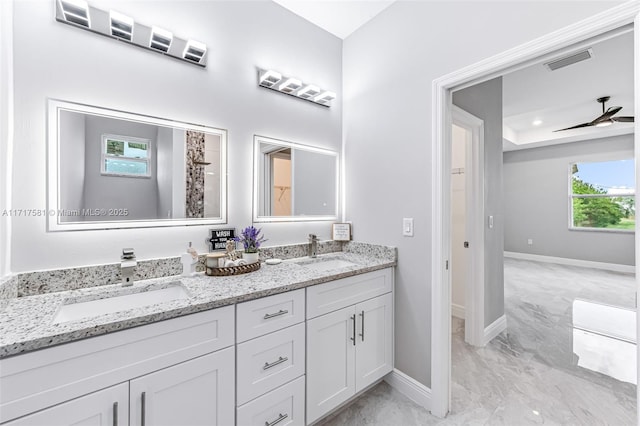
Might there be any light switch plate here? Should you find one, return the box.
[403,218,414,237]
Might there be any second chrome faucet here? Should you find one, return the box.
[308,234,318,258]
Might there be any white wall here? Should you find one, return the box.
[9,0,342,272]
[504,134,635,265]
[343,0,622,387]
[0,0,13,277]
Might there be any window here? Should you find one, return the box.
[570,159,635,231]
[101,134,151,177]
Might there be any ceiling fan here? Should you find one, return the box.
[554,96,634,132]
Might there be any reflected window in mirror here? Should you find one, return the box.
[49,100,227,231]
[254,135,339,222]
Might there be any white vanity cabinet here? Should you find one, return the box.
[306,269,394,424]
[236,289,306,426]
[0,307,235,426]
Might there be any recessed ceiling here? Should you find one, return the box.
[503,29,634,151]
[272,0,396,39]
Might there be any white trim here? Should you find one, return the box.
[634,8,640,407]
[384,369,432,410]
[451,303,465,320]
[483,315,507,346]
[0,0,13,277]
[431,1,640,419]
[452,106,485,348]
[504,251,635,274]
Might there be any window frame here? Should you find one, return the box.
[101,133,152,178]
[568,159,635,234]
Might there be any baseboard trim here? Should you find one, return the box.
[504,251,635,274]
[384,368,432,410]
[483,314,507,345]
[451,303,465,319]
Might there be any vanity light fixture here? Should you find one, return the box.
[314,91,336,104]
[279,77,302,93]
[55,1,208,67]
[257,68,336,107]
[183,40,207,64]
[109,10,133,41]
[58,0,91,28]
[297,84,321,99]
[259,70,282,88]
[150,26,173,52]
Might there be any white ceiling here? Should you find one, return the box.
[503,29,634,151]
[272,0,395,39]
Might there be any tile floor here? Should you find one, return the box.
[319,258,637,425]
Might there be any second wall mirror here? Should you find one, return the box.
[253,135,339,222]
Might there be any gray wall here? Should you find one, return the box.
[156,126,174,220]
[453,78,505,328]
[8,0,341,271]
[342,1,621,387]
[293,149,336,216]
[59,110,86,218]
[504,135,635,265]
[83,115,159,221]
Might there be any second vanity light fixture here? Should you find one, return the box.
[258,68,336,107]
[56,0,208,67]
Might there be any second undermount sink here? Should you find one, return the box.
[52,283,190,324]
[295,257,358,272]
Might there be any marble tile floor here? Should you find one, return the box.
[320,259,637,425]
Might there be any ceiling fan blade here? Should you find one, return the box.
[553,122,592,132]
[590,106,623,124]
[612,116,634,123]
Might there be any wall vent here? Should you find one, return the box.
[544,48,593,71]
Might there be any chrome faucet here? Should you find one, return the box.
[121,248,136,287]
[308,234,318,258]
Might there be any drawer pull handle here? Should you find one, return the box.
[113,402,118,426]
[141,392,146,426]
[359,310,365,342]
[263,356,288,370]
[350,314,356,346]
[265,413,288,426]
[264,309,288,319]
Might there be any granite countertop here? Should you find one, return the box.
[0,249,396,358]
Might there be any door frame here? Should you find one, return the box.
[430,2,640,418]
[451,106,485,347]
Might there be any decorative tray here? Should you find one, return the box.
[206,261,261,276]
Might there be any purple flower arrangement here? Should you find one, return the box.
[235,226,267,253]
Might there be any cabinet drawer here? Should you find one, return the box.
[237,323,305,405]
[237,289,305,343]
[306,268,393,319]
[237,376,305,426]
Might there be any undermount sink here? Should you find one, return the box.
[52,283,190,324]
[296,258,357,272]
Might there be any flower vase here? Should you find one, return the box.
[243,252,259,264]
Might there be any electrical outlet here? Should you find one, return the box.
[403,218,414,237]
[527,239,533,245]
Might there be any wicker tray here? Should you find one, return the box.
[206,261,261,276]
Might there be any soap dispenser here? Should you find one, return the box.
[181,242,198,277]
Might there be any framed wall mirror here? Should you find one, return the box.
[48,99,227,231]
[253,135,339,222]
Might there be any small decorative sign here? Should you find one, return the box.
[208,228,236,251]
[332,223,352,241]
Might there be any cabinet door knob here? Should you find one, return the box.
[350,314,356,346]
[264,309,288,320]
[141,392,146,426]
[263,356,288,370]
[112,402,118,426]
[265,413,288,426]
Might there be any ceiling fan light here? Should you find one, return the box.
[595,120,613,128]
